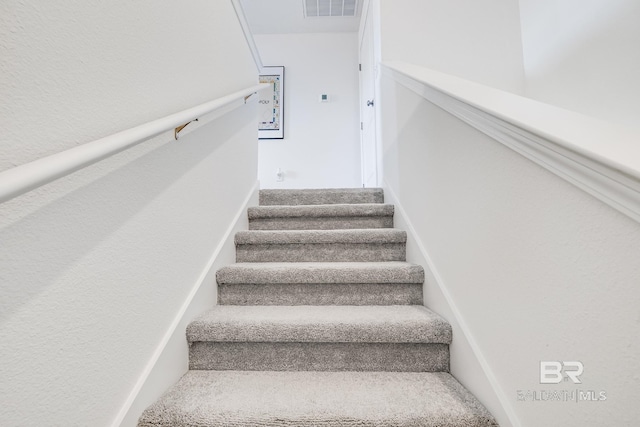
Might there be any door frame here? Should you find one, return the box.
[358,0,382,188]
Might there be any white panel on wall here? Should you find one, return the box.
[254,33,361,189]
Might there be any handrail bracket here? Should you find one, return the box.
[174,119,198,140]
[244,92,257,103]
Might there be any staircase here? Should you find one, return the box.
[138,188,497,426]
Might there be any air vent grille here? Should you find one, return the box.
[304,0,358,17]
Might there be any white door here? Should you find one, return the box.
[359,1,377,187]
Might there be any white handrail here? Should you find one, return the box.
[383,61,640,223]
[0,83,269,204]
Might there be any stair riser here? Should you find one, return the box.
[249,216,394,230]
[260,189,384,206]
[236,243,406,262]
[218,283,423,305]
[189,342,449,372]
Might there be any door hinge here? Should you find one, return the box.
[359,63,362,71]
[361,122,363,130]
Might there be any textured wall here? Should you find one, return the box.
[0,0,256,172]
[378,0,525,94]
[519,0,640,128]
[0,1,259,425]
[381,76,640,426]
[254,33,361,189]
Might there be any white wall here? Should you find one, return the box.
[0,0,256,172]
[0,1,259,425]
[254,33,361,188]
[381,74,640,427]
[378,0,525,93]
[519,0,640,128]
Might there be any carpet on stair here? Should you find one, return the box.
[216,261,424,305]
[138,188,497,426]
[259,188,384,206]
[138,371,498,427]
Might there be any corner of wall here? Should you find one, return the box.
[231,0,264,72]
[112,182,259,427]
[383,183,519,427]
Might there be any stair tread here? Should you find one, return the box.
[138,370,497,427]
[259,188,384,206]
[217,261,424,284]
[187,305,451,343]
[235,228,407,245]
[248,203,394,219]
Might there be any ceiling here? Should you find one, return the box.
[239,0,363,34]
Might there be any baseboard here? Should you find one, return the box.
[111,181,260,427]
[383,183,519,427]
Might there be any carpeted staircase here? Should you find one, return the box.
[138,188,497,426]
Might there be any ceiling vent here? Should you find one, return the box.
[303,0,358,17]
